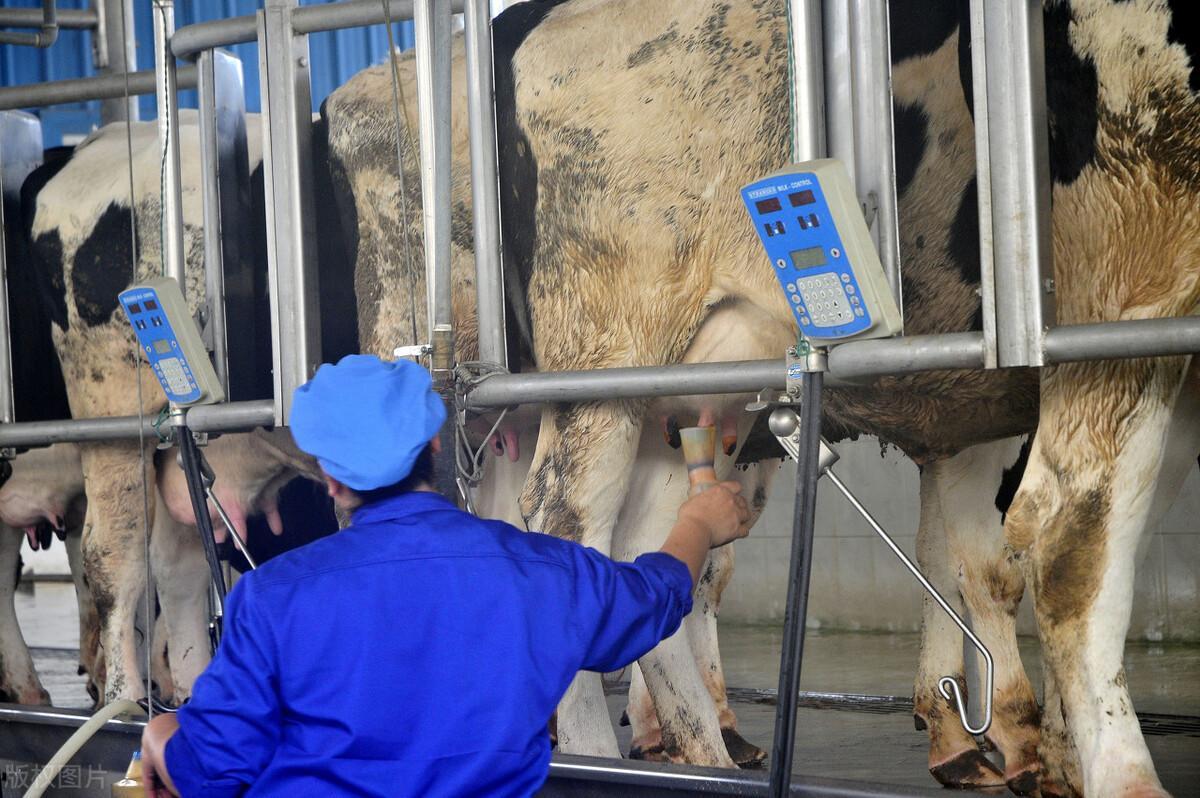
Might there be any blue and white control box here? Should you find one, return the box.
[741,160,902,344]
[119,277,225,406]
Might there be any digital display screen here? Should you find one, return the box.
[145,299,159,311]
[790,246,826,270]
[788,190,816,207]
[128,303,141,314]
[153,339,172,355]
[754,197,782,214]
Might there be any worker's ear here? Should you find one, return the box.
[324,474,350,500]
[430,436,442,455]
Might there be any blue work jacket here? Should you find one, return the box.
[164,491,693,797]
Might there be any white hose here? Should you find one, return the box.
[23,699,146,798]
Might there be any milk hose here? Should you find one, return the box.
[22,699,145,798]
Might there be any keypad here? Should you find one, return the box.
[157,357,193,396]
[795,272,855,327]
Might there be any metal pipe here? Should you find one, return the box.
[1042,317,1200,363]
[825,330,985,380]
[822,1,854,185]
[414,0,454,341]
[850,0,901,312]
[170,0,466,61]
[0,401,274,448]
[979,0,1055,367]
[0,66,198,113]
[968,0,997,369]
[0,6,93,30]
[197,51,230,394]
[0,0,58,48]
[96,0,139,124]
[0,138,12,426]
[153,1,187,291]
[464,0,507,370]
[258,0,322,424]
[789,0,826,162]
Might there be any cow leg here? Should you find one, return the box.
[914,461,1004,787]
[1038,659,1081,798]
[520,402,643,758]
[64,528,102,705]
[80,442,153,703]
[150,498,211,703]
[0,528,51,705]
[933,437,1041,794]
[1006,357,1200,798]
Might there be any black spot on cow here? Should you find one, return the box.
[892,102,928,198]
[310,115,360,365]
[735,410,784,465]
[994,435,1033,521]
[1165,0,1200,93]
[71,203,134,327]
[948,177,981,287]
[494,0,571,365]
[20,147,74,335]
[628,25,679,69]
[888,0,959,64]
[957,0,974,116]
[1043,1,1099,185]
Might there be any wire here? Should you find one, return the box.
[452,362,510,493]
[118,0,154,719]
[381,0,422,348]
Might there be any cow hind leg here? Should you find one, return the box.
[914,462,1004,788]
[150,497,211,704]
[0,528,51,704]
[79,443,154,703]
[520,402,643,759]
[933,437,1042,793]
[64,529,102,705]
[1006,358,1200,798]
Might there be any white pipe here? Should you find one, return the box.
[22,699,145,798]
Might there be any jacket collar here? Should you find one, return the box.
[351,490,456,527]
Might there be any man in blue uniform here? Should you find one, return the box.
[140,355,751,796]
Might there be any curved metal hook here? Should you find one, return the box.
[824,469,993,737]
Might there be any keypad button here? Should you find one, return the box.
[845,284,856,295]
[776,259,787,269]
[831,248,841,258]
[854,307,865,317]
[800,316,810,325]
[791,294,802,304]
[786,282,796,292]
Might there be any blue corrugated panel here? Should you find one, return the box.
[1,0,414,145]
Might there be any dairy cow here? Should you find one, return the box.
[328,0,1199,794]
[20,112,342,704]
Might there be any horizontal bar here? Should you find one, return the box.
[171,0,465,60]
[0,400,273,448]
[825,331,985,381]
[0,65,197,112]
[0,7,96,30]
[1043,316,1200,363]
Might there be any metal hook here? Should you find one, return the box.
[767,406,993,736]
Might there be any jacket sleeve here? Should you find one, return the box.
[568,547,694,673]
[163,575,280,797]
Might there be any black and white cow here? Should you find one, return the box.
[323,0,1200,795]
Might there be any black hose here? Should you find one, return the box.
[177,425,227,605]
[767,369,823,798]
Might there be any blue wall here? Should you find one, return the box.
[0,0,415,145]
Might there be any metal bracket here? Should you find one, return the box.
[394,343,433,361]
[768,404,994,737]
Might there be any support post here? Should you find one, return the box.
[464,0,507,370]
[95,0,138,124]
[414,0,457,500]
[152,0,186,290]
[976,0,1055,367]
[258,0,322,424]
[0,112,44,425]
[197,51,249,397]
[790,0,826,162]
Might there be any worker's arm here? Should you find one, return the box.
[148,577,282,798]
[659,481,751,585]
[141,714,181,797]
[571,482,751,673]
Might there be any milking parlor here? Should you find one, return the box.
[0,0,1198,796]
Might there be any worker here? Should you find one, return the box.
[139,354,751,797]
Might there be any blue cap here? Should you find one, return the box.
[289,355,446,490]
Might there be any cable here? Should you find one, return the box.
[22,700,146,798]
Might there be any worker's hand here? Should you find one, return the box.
[141,713,182,797]
[677,481,752,548]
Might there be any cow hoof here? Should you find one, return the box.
[721,728,767,769]
[629,744,669,763]
[1006,766,1041,796]
[930,749,1005,789]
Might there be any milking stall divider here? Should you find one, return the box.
[0,0,1198,796]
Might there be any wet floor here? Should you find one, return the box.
[14,581,1200,795]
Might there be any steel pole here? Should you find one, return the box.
[96,0,138,124]
[790,0,826,162]
[152,0,186,290]
[0,66,198,113]
[464,0,507,370]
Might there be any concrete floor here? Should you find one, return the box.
[14,581,1200,795]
